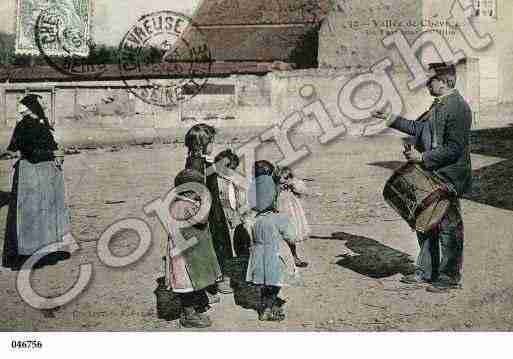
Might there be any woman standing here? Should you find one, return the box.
[2,94,70,270]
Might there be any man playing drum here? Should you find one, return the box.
[373,62,472,292]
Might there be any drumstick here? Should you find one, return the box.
[402,137,415,153]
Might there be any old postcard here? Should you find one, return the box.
[0,0,512,357]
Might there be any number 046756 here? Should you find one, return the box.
[11,340,43,349]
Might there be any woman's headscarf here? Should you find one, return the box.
[20,94,53,130]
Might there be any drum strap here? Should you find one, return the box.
[413,187,449,220]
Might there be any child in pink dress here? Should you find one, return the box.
[277,167,311,268]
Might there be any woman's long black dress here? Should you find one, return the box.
[2,115,69,270]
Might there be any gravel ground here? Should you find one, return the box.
[1,123,513,331]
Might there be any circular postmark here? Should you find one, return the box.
[34,7,106,78]
[118,10,214,108]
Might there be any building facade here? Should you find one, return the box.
[319,0,513,106]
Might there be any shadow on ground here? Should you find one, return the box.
[368,126,513,212]
[314,232,416,279]
[466,126,513,211]
[0,191,10,208]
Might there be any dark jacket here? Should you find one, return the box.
[7,115,57,163]
[390,90,472,196]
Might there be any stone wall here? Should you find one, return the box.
[0,60,479,148]
[0,75,280,148]
[270,62,475,137]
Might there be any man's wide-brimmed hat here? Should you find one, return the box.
[20,94,46,119]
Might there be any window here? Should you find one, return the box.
[473,0,497,18]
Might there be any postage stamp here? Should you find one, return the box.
[118,10,214,108]
[34,7,105,78]
[15,0,93,57]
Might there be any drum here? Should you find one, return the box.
[383,162,452,233]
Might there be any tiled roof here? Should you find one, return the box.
[192,0,329,25]
[181,0,328,62]
[198,26,315,62]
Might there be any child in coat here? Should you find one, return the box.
[246,160,297,321]
[166,168,222,328]
[184,124,234,295]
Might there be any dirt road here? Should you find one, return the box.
[1,128,513,331]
